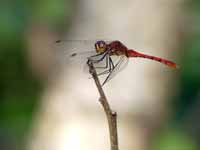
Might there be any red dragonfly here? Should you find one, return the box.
[56,40,178,85]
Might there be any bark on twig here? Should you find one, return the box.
[87,59,119,150]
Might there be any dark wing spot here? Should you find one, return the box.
[71,53,77,57]
[55,40,61,43]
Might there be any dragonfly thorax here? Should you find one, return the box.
[95,40,107,53]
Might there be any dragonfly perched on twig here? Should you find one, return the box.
[56,40,178,86]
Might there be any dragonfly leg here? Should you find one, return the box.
[95,54,109,69]
[88,57,110,79]
[89,51,109,64]
[96,56,114,77]
[102,57,116,86]
[89,52,104,58]
[109,57,115,69]
[88,52,105,62]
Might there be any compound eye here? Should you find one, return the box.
[95,40,106,53]
[100,43,104,47]
[100,42,106,48]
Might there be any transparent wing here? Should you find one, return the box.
[54,40,112,79]
[55,39,111,46]
[102,55,129,85]
[55,40,96,60]
[54,39,112,63]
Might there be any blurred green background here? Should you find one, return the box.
[0,0,199,150]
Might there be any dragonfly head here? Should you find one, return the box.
[95,40,107,53]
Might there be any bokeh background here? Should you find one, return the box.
[0,0,200,150]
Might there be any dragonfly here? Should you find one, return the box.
[56,40,178,86]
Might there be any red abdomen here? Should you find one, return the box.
[127,50,178,68]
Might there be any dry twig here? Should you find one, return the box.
[87,59,119,150]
